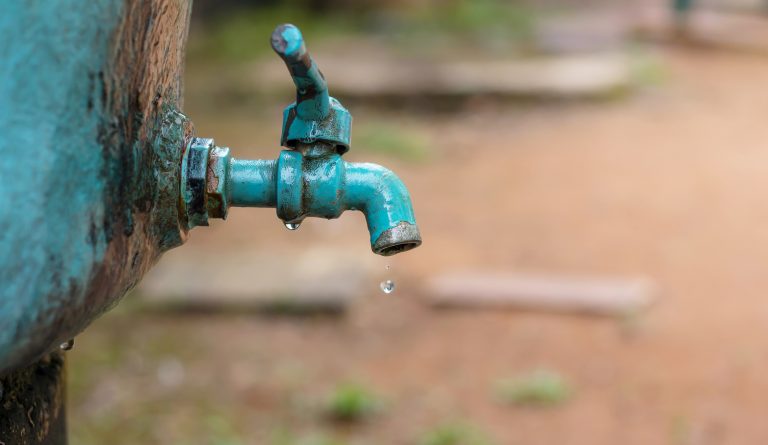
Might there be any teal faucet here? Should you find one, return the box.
[180,24,422,256]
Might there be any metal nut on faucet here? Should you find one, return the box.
[180,137,214,228]
[206,146,231,219]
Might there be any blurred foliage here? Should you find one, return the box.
[323,382,382,422]
[383,0,536,55]
[207,415,246,445]
[67,307,246,445]
[629,48,667,88]
[187,3,361,62]
[354,122,430,162]
[418,422,496,445]
[494,369,572,407]
[187,0,538,63]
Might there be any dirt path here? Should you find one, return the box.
[71,48,768,445]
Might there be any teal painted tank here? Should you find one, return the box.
[0,2,421,382]
[0,0,194,375]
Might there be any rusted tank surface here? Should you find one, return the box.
[0,0,193,374]
[0,351,67,444]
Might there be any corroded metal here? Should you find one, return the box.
[371,221,423,256]
[0,0,193,373]
[206,146,232,219]
[0,353,66,445]
[180,137,214,228]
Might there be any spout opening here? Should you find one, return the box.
[376,240,421,256]
[372,222,422,256]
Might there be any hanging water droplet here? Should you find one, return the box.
[60,339,74,351]
[380,280,395,294]
[385,264,391,271]
[284,221,301,231]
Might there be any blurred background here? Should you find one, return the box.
[68,0,768,443]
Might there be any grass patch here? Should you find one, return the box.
[207,414,245,445]
[494,369,572,407]
[418,422,495,445]
[323,382,382,422]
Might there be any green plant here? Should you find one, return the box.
[206,414,245,445]
[494,369,571,407]
[323,382,381,422]
[418,423,495,445]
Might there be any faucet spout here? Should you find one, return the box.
[344,162,421,255]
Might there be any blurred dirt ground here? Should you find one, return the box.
[69,47,768,445]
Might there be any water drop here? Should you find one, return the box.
[284,222,301,231]
[380,280,395,294]
[60,339,74,351]
[385,264,391,271]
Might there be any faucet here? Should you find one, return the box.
[179,24,422,256]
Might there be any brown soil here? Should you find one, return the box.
[69,48,768,445]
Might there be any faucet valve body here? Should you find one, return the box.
[179,24,421,256]
[181,139,421,255]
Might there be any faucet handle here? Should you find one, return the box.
[271,24,329,121]
[270,24,352,153]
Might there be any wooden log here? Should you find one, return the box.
[426,272,655,316]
